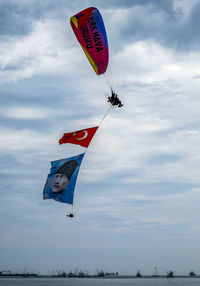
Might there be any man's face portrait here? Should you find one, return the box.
[52,173,69,193]
[51,159,78,194]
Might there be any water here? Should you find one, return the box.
[0,278,199,286]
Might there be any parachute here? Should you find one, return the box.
[43,8,122,219]
[70,7,109,75]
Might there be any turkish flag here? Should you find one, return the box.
[59,126,99,148]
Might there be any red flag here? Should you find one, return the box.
[59,126,99,148]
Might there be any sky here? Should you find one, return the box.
[1,0,200,276]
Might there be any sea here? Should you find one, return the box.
[0,278,199,286]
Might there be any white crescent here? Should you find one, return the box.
[76,130,88,140]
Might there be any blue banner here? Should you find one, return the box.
[43,153,84,205]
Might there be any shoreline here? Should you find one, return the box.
[0,274,199,279]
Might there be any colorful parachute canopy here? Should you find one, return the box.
[70,7,109,75]
[43,153,84,205]
[59,126,98,147]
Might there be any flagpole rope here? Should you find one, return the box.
[67,105,112,218]
[82,106,111,162]
[99,105,112,126]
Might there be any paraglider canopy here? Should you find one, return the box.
[70,7,109,75]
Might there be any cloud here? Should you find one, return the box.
[0,17,83,83]
[2,106,50,119]
[0,1,33,36]
[105,0,200,52]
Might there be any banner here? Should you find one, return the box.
[43,153,84,205]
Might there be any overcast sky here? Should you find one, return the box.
[1,0,200,276]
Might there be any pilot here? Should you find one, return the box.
[107,90,123,107]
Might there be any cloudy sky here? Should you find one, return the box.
[1,0,200,276]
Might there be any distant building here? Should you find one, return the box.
[136,270,142,277]
[167,271,174,278]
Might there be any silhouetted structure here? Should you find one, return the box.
[136,270,142,277]
[167,271,174,278]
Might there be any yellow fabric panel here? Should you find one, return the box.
[81,45,98,75]
[70,16,78,28]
